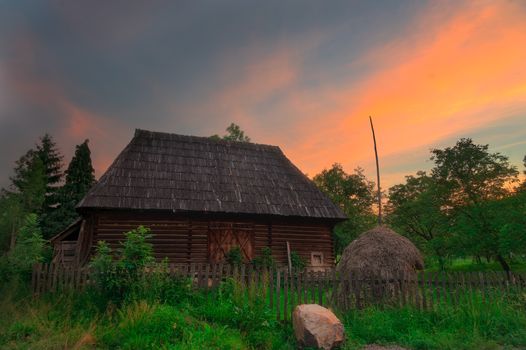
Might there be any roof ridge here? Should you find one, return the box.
[134,128,281,150]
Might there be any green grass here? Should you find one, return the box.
[425,258,526,273]
[339,292,526,350]
[0,278,294,350]
[2,278,526,349]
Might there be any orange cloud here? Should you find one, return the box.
[278,1,526,184]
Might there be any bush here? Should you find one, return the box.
[0,213,45,281]
[90,226,190,306]
[252,247,276,269]
[226,246,243,266]
[290,251,306,270]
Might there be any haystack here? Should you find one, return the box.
[337,225,424,281]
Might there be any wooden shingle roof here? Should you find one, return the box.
[77,129,346,220]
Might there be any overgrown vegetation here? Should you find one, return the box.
[315,139,526,272]
[341,294,526,350]
[0,226,294,350]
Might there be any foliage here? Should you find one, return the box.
[313,164,376,254]
[430,138,519,271]
[210,122,251,142]
[35,134,65,238]
[341,294,526,349]
[518,154,526,192]
[47,139,96,234]
[387,171,451,269]
[252,247,276,269]
[9,150,47,215]
[0,214,45,281]
[225,246,244,266]
[90,226,176,305]
[290,251,306,270]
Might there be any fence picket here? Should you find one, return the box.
[276,270,281,321]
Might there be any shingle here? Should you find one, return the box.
[77,129,347,220]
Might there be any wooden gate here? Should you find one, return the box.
[208,222,254,263]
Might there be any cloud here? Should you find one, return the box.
[272,1,526,185]
[0,30,128,182]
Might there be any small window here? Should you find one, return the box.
[311,252,324,266]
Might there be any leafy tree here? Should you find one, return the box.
[211,123,251,142]
[47,140,96,234]
[387,171,451,269]
[518,155,526,192]
[313,164,376,255]
[9,150,47,215]
[3,150,46,250]
[1,214,45,280]
[430,138,519,271]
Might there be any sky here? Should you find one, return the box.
[1,0,525,190]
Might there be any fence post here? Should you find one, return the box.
[276,270,281,321]
[284,270,289,322]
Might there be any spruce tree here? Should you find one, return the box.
[36,134,64,238]
[49,140,96,234]
[36,134,63,208]
[62,140,96,220]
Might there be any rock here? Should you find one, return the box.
[293,304,345,349]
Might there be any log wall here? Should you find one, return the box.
[86,211,335,266]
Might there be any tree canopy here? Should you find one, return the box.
[211,123,251,142]
[313,164,376,255]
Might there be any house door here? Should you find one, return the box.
[208,222,254,263]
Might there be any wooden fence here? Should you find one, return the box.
[32,263,526,320]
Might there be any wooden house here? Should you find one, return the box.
[51,129,346,267]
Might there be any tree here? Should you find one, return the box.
[430,138,519,271]
[9,150,47,215]
[1,214,45,280]
[313,164,376,255]
[48,140,96,234]
[211,123,251,142]
[387,171,451,269]
[518,155,526,192]
[3,150,46,250]
[36,134,64,237]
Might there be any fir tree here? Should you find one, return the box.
[36,134,63,207]
[36,134,64,238]
[55,139,96,229]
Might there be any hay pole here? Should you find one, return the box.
[369,116,382,225]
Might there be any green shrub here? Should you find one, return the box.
[0,213,45,282]
[252,247,276,269]
[226,246,243,266]
[90,226,190,306]
[290,251,306,270]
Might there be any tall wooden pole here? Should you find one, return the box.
[369,116,382,225]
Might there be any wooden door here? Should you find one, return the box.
[208,222,254,263]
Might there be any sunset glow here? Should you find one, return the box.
[1,1,525,188]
